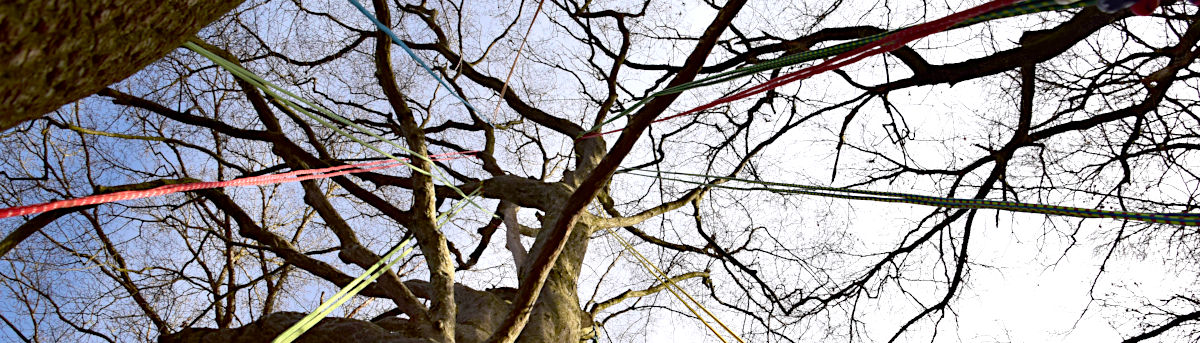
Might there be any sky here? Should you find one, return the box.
[603,1,1197,342]
[0,0,1196,342]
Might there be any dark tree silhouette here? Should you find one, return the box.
[0,0,1197,342]
[0,0,245,130]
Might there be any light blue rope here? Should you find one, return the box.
[347,0,491,126]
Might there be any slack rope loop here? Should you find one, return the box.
[0,152,476,220]
[628,170,1200,226]
[274,187,481,343]
[579,0,1094,139]
[345,0,491,126]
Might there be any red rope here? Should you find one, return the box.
[582,0,1022,139]
[0,151,477,219]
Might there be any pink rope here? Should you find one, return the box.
[0,151,477,219]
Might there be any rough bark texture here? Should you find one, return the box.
[0,0,245,131]
[12,1,1191,342]
[160,312,433,343]
[510,208,595,342]
[159,282,518,343]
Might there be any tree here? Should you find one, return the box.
[1,0,1198,342]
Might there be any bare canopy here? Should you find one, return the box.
[1,0,1198,342]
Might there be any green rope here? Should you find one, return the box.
[273,238,415,342]
[581,0,1095,137]
[273,188,480,343]
[626,170,1200,226]
[182,41,495,219]
[183,42,499,339]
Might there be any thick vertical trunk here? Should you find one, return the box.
[0,0,245,131]
[516,218,592,342]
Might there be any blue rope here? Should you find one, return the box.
[346,0,491,126]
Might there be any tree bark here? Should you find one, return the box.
[514,213,593,343]
[0,0,245,131]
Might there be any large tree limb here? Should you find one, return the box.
[1122,308,1200,343]
[482,1,748,342]
[873,8,1127,92]
[0,0,246,131]
[371,0,458,341]
[588,271,710,316]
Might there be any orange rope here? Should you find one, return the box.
[491,0,548,122]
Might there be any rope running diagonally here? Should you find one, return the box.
[627,170,1200,226]
[601,226,746,342]
[346,0,492,126]
[274,187,482,343]
[0,152,475,220]
[181,35,497,343]
[579,0,1095,138]
[182,41,496,219]
[491,0,549,123]
[273,238,416,343]
[588,0,1025,138]
[183,44,503,339]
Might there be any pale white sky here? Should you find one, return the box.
[579,1,1196,342]
[1,1,1192,342]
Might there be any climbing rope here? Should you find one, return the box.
[345,0,491,125]
[188,37,503,343]
[598,0,1025,138]
[627,170,1200,226]
[491,0,549,123]
[182,41,513,339]
[274,187,480,343]
[182,41,495,219]
[0,153,474,220]
[274,238,416,343]
[579,0,1095,138]
[601,226,745,342]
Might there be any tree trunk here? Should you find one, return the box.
[159,268,593,343]
[0,0,245,131]
[158,209,596,343]
[515,215,593,343]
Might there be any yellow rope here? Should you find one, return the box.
[602,226,745,343]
